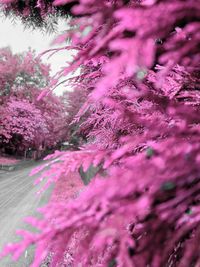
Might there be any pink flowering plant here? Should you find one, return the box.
[0,0,200,266]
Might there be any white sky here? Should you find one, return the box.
[0,16,74,95]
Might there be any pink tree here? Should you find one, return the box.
[0,1,200,267]
[60,86,89,148]
[0,47,50,98]
[0,0,77,30]
[0,47,19,99]
[0,98,48,154]
[0,48,67,155]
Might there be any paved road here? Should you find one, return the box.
[0,161,53,267]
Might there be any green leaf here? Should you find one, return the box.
[108,259,117,267]
[136,68,147,80]
[161,181,175,191]
[146,147,154,159]
[185,208,192,215]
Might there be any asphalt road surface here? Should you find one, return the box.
[0,161,53,267]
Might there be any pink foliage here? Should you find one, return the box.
[0,156,19,165]
[51,171,83,204]
[1,1,200,267]
[0,47,50,97]
[0,48,67,154]
[0,98,48,149]
[60,85,89,147]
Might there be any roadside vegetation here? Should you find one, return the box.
[0,1,200,267]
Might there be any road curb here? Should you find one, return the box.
[0,160,35,171]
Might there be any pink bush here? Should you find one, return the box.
[0,98,48,149]
[0,156,19,165]
[51,171,84,203]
